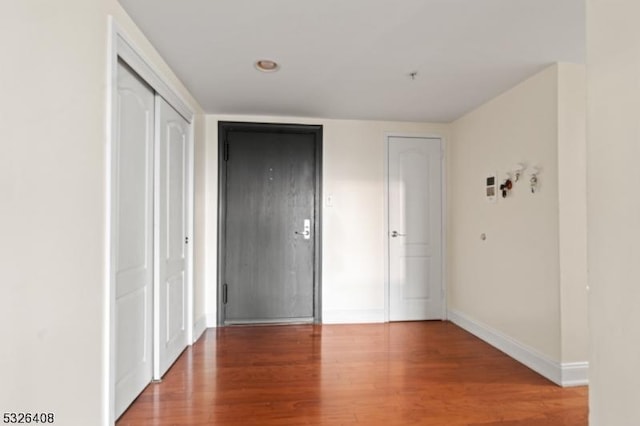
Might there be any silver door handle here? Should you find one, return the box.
[391,230,406,238]
[295,219,311,240]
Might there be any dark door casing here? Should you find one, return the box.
[218,122,322,325]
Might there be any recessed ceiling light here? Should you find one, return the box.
[255,59,280,73]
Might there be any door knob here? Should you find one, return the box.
[391,230,406,238]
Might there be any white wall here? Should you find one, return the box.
[204,115,449,324]
[557,63,588,364]
[192,115,207,325]
[449,64,588,378]
[450,66,562,360]
[587,0,640,423]
[0,2,203,425]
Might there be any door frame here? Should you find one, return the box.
[217,121,323,326]
[383,133,448,322]
[105,18,195,425]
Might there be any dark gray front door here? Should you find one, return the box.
[219,123,321,325]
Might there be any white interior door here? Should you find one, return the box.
[388,136,443,321]
[154,96,189,378]
[114,61,154,418]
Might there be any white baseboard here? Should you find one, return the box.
[561,362,589,387]
[192,315,207,343]
[205,312,218,328]
[447,309,588,387]
[322,309,385,324]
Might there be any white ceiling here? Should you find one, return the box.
[118,0,585,123]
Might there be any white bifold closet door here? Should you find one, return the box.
[154,97,189,379]
[114,61,190,419]
[114,61,154,418]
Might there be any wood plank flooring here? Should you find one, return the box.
[117,322,587,425]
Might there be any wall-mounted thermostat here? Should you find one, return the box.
[485,173,497,203]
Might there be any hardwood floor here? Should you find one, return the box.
[117,322,587,425]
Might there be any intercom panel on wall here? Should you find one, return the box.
[485,173,497,203]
